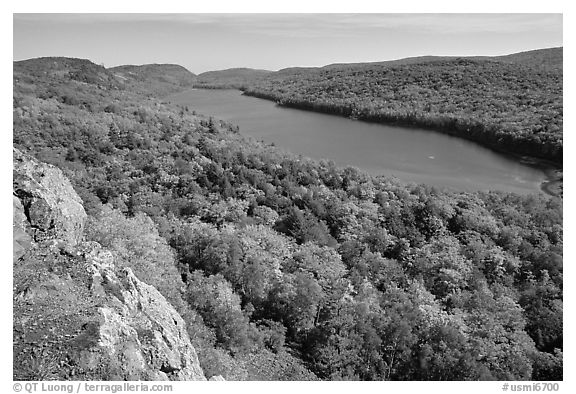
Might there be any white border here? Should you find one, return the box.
[3,2,572,393]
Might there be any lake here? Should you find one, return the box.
[168,89,548,195]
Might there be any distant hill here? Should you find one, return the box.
[14,58,198,95]
[195,48,562,88]
[14,57,121,89]
[319,56,461,72]
[271,47,563,74]
[110,64,197,90]
[195,68,273,89]
[489,47,563,71]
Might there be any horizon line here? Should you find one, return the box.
[13,45,563,74]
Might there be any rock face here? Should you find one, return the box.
[13,195,33,262]
[75,243,206,380]
[13,148,86,251]
[13,149,207,381]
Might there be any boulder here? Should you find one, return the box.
[13,148,86,250]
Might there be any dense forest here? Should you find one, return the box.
[13,57,562,380]
[198,48,562,164]
[242,57,562,164]
[195,68,273,90]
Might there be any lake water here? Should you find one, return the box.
[168,89,547,195]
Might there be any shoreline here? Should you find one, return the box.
[241,89,562,166]
[540,168,563,197]
[182,87,564,198]
[260,92,564,198]
[514,155,563,197]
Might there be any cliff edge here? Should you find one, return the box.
[13,148,207,381]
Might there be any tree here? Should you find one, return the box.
[185,271,257,354]
[85,205,184,306]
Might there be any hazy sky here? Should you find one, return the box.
[13,14,563,74]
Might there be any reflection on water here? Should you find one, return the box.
[168,89,547,195]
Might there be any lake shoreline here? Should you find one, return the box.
[172,88,560,197]
[540,168,563,197]
[238,89,563,197]
[241,86,562,165]
[511,155,563,197]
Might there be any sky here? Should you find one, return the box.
[13,13,563,74]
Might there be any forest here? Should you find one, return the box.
[195,68,273,90]
[13,57,562,380]
[240,57,563,164]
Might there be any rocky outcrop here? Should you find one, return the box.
[13,148,86,252]
[13,150,208,381]
[13,195,33,261]
[74,243,206,380]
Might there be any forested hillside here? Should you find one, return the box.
[194,49,562,164]
[110,63,197,95]
[319,47,563,71]
[195,68,273,89]
[13,57,562,380]
[242,51,562,164]
[489,47,563,71]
